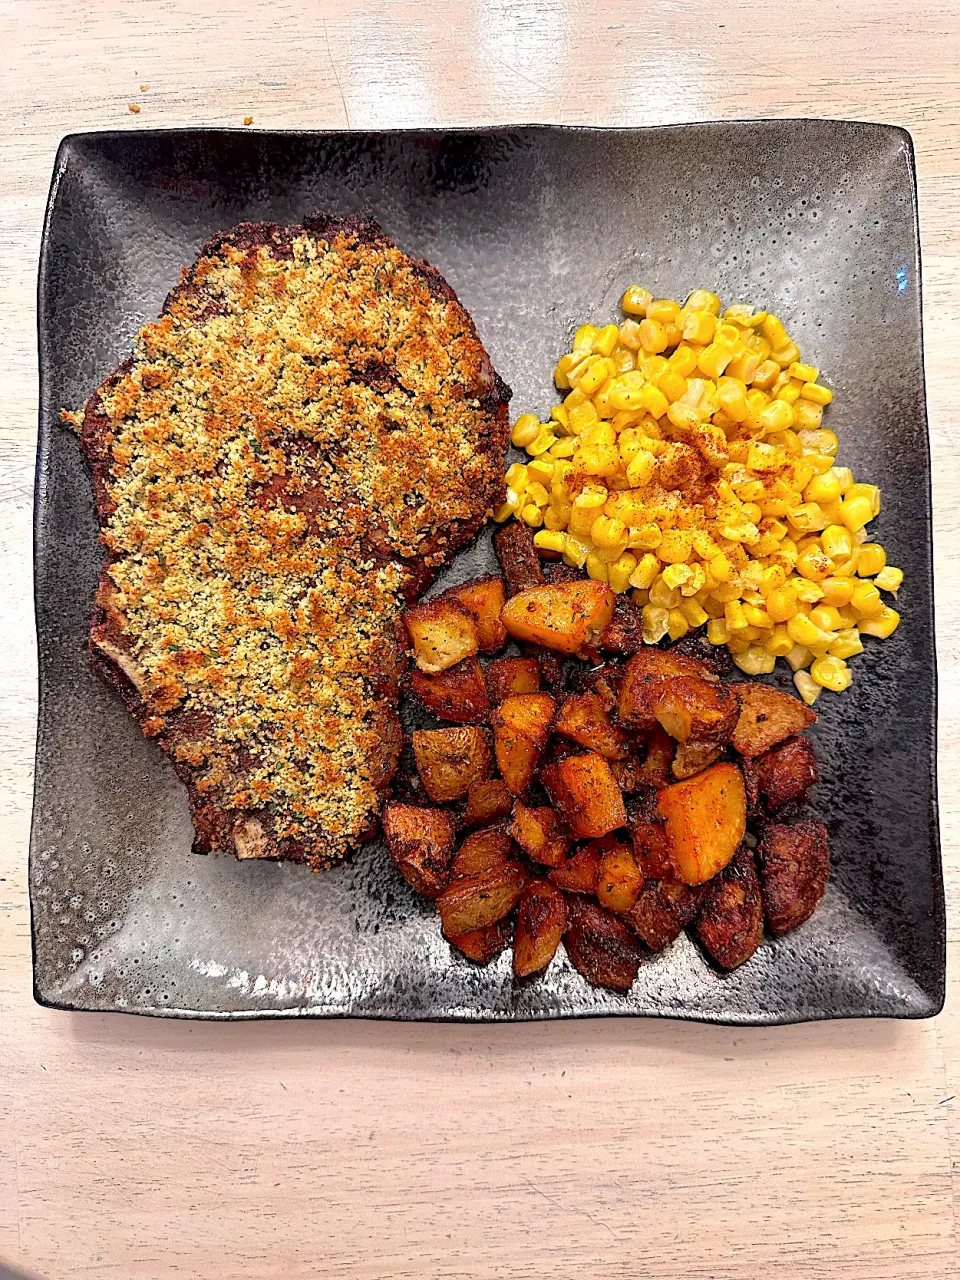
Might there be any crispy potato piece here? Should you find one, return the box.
[510,803,570,867]
[657,762,746,885]
[695,847,764,969]
[563,897,642,993]
[759,820,829,933]
[412,726,494,802]
[555,691,627,760]
[437,863,527,936]
[618,648,715,728]
[596,844,643,913]
[654,676,740,744]
[548,845,602,895]
[628,879,704,951]
[494,520,546,595]
[448,917,514,965]
[404,597,479,673]
[611,757,644,794]
[485,656,542,703]
[462,777,513,828]
[501,582,615,656]
[442,576,508,655]
[630,819,677,879]
[730,683,816,758]
[639,726,675,790]
[743,736,819,814]
[541,752,628,839]
[409,656,490,724]
[569,663,622,714]
[672,739,723,781]
[491,693,556,798]
[513,878,568,978]
[449,826,514,879]
[521,644,566,694]
[382,802,456,898]
[598,594,646,655]
[545,561,582,584]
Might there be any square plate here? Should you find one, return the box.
[32,122,943,1022]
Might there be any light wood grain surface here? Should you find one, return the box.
[2,3,960,1277]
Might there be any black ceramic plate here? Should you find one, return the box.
[32,122,943,1022]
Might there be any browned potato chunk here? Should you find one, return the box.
[542,752,628,839]
[569,662,622,713]
[443,576,508,654]
[485,656,542,703]
[437,863,527,936]
[494,520,546,595]
[548,845,602,895]
[510,803,570,867]
[404,598,479,673]
[500,581,615,656]
[596,844,643,913]
[448,917,514,965]
[730,683,816,758]
[521,644,567,694]
[630,819,677,879]
[743,736,819,813]
[513,878,568,978]
[449,826,513,879]
[554,691,627,760]
[628,879,704,951]
[409,656,490,724]
[758,820,829,933]
[638,726,675,790]
[618,648,715,728]
[462,777,513,828]
[491,692,556,798]
[382,802,456,899]
[654,675,740,744]
[657,762,746,885]
[694,847,764,970]
[412,726,494,802]
[598,594,646,655]
[563,897,642,993]
[611,757,644,794]
[672,739,723,780]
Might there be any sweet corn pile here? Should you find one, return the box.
[496,287,902,705]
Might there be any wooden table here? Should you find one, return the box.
[2,3,958,1277]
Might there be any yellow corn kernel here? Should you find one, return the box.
[611,346,636,373]
[681,309,717,344]
[874,566,903,594]
[590,514,627,549]
[838,494,874,533]
[794,669,822,706]
[804,470,842,505]
[659,530,693,564]
[628,524,664,551]
[542,507,566,530]
[576,443,620,477]
[533,530,567,555]
[527,456,556,485]
[725,350,761,384]
[527,429,558,457]
[821,530,854,570]
[800,382,833,405]
[772,342,801,368]
[819,576,856,607]
[638,319,669,353]
[579,421,617,448]
[706,617,730,645]
[655,369,686,404]
[681,599,709,628]
[591,380,617,419]
[829,466,853,493]
[751,359,781,391]
[510,414,540,448]
[666,401,701,432]
[618,319,644,352]
[660,563,691,591]
[788,361,819,383]
[642,605,671,644]
[585,552,609,583]
[680,563,707,597]
[741,603,772,629]
[859,605,900,639]
[606,553,638,594]
[623,449,656,489]
[520,504,544,527]
[765,585,799,623]
[554,354,575,389]
[685,289,721,315]
[850,580,884,618]
[726,635,752,655]
[589,324,618,357]
[666,608,689,641]
[622,286,653,317]
[668,344,699,377]
[697,342,733,379]
[525,481,549,507]
[768,369,790,399]
[856,543,887,577]
[714,322,745,350]
[629,553,661,590]
[504,461,530,489]
[724,599,749,631]
[573,324,599,354]
[583,357,616,397]
[809,604,844,633]
[792,399,824,430]
[642,298,677,325]
[786,643,813,672]
[787,502,827,533]
[758,399,795,433]
[493,500,516,522]
[567,399,599,434]
[549,436,578,459]
[649,576,681,609]
[631,588,650,607]
[787,612,832,648]
[765,624,796,657]
[761,314,789,349]
[639,383,670,419]
[795,544,834,581]
[550,404,570,432]
[733,646,777,676]
[811,655,851,692]
[717,377,750,422]
[828,628,864,660]
[709,551,735,583]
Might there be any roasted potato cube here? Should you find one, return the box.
[491,692,556,798]
[563,897,642,993]
[412,726,494,802]
[657,762,746,885]
[743,736,819,814]
[596,844,643,913]
[630,819,677,879]
[548,845,602,895]
[382,802,456,898]
[637,726,676,790]
[618,648,715,728]
[654,675,740,744]
[555,691,627,760]
[672,739,723,781]
[694,847,764,969]
[437,863,527,936]
[513,878,568,978]
[598,594,646,654]
[485,656,542,704]
[628,879,704,951]
[730,683,816,758]
[510,803,570,867]
[448,917,514,965]
[501,581,615,656]
[494,520,546,595]
[569,663,622,713]
[404,598,479,673]
[611,757,644,794]
[462,777,513,828]
[759,820,829,933]
[443,575,508,654]
[409,656,490,724]
[449,826,514,879]
[542,752,628,839]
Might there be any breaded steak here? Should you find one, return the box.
[74,217,511,868]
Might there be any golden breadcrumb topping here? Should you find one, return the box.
[92,227,503,863]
